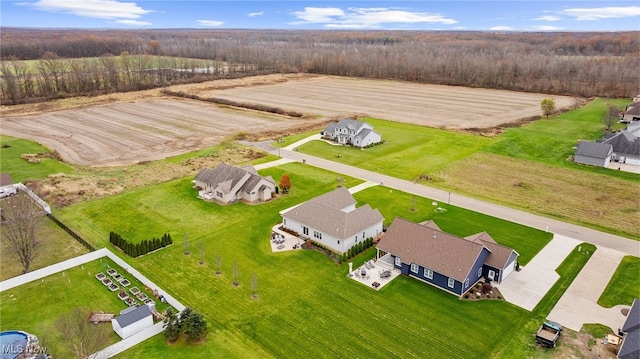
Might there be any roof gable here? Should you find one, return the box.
[377,218,490,282]
[308,186,356,211]
[603,132,640,156]
[115,305,152,328]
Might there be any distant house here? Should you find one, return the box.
[574,140,614,167]
[0,173,17,199]
[621,102,640,124]
[194,163,276,204]
[618,298,640,359]
[281,186,384,254]
[375,218,519,297]
[111,305,154,339]
[322,119,382,148]
[603,122,640,166]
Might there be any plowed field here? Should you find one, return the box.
[1,98,315,166]
[207,76,575,129]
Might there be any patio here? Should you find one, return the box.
[270,225,304,252]
[347,255,400,291]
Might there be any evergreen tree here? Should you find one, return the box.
[183,309,208,342]
[163,308,181,343]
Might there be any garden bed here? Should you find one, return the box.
[462,282,504,301]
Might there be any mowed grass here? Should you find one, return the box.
[0,216,89,280]
[597,255,640,308]
[0,256,170,357]
[434,152,640,239]
[353,186,552,265]
[52,163,530,358]
[492,243,596,358]
[298,118,493,180]
[0,135,74,182]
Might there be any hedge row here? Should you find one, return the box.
[339,237,374,263]
[109,231,173,257]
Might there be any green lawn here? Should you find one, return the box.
[597,255,640,308]
[0,256,170,357]
[491,243,596,358]
[298,118,494,181]
[353,186,552,265]
[0,135,74,182]
[47,163,538,358]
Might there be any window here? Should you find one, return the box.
[447,278,455,288]
[478,267,482,277]
[283,219,286,225]
[216,191,222,198]
[302,227,309,236]
[464,278,469,288]
[425,269,433,280]
[394,256,401,267]
[313,231,322,240]
[337,240,340,245]
[410,263,419,274]
[362,232,365,238]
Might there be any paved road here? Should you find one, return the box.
[269,144,639,256]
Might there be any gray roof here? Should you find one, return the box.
[377,218,490,282]
[115,305,152,328]
[196,163,273,194]
[603,132,640,157]
[323,123,338,134]
[575,140,613,159]
[323,119,369,133]
[465,232,519,270]
[619,299,640,359]
[282,187,383,240]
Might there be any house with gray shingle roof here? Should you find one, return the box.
[603,123,640,166]
[111,305,153,339]
[574,140,614,167]
[618,298,640,359]
[194,163,276,204]
[281,186,384,254]
[322,119,382,148]
[375,218,518,297]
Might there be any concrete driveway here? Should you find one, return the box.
[495,234,581,311]
[547,246,629,332]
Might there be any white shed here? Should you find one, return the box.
[111,305,153,339]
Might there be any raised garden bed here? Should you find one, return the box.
[120,279,131,287]
[95,272,106,280]
[113,274,123,281]
[101,278,113,286]
[144,299,155,307]
[136,293,148,301]
[129,287,141,295]
[125,298,137,306]
[108,283,119,292]
[117,291,129,300]
[107,268,117,276]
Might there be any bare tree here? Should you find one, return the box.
[232,261,239,286]
[199,241,205,265]
[183,233,190,255]
[603,103,621,131]
[215,252,222,275]
[0,192,45,273]
[250,273,258,299]
[55,307,109,359]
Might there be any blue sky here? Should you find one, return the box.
[1,1,639,31]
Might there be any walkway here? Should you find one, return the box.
[495,234,581,311]
[547,246,629,332]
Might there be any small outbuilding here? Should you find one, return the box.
[574,140,614,167]
[111,305,153,339]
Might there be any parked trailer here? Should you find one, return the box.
[536,321,563,348]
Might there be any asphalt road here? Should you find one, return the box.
[272,146,639,257]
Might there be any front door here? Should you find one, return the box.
[488,270,495,281]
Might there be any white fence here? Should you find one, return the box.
[0,248,186,358]
[14,183,51,214]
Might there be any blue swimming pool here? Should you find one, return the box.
[0,331,27,359]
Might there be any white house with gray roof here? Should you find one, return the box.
[111,305,153,339]
[574,140,614,167]
[281,186,384,254]
[322,119,382,148]
[194,163,276,204]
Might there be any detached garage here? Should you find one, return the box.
[111,305,153,339]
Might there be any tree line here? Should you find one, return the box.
[1,28,638,103]
[109,231,173,257]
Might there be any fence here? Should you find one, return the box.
[14,183,50,214]
[47,213,96,251]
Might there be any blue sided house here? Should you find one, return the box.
[375,217,519,297]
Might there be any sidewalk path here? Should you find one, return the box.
[495,234,581,311]
[547,246,629,332]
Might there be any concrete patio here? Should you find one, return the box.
[270,224,304,252]
[347,255,401,291]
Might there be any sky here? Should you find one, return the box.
[1,0,639,31]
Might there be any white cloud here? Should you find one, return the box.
[534,15,561,22]
[562,6,640,20]
[528,25,563,31]
[197,20,223,27]
[25,0,152,19]
[116,19,150,26]
[248,11,264,17]
[291,6,457,28]
[489,26,514,31]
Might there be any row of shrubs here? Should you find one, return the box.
[109,231,173,257]
[339,238,375,263]
[161,89,304,117]
[362,141,384,149]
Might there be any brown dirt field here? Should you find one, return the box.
[1,97,320,166]
[202,76,576,129]
[433,152,640,238]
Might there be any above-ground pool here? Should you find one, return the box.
[0,331,28,359]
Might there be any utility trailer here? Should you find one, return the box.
[536,321,562,348]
